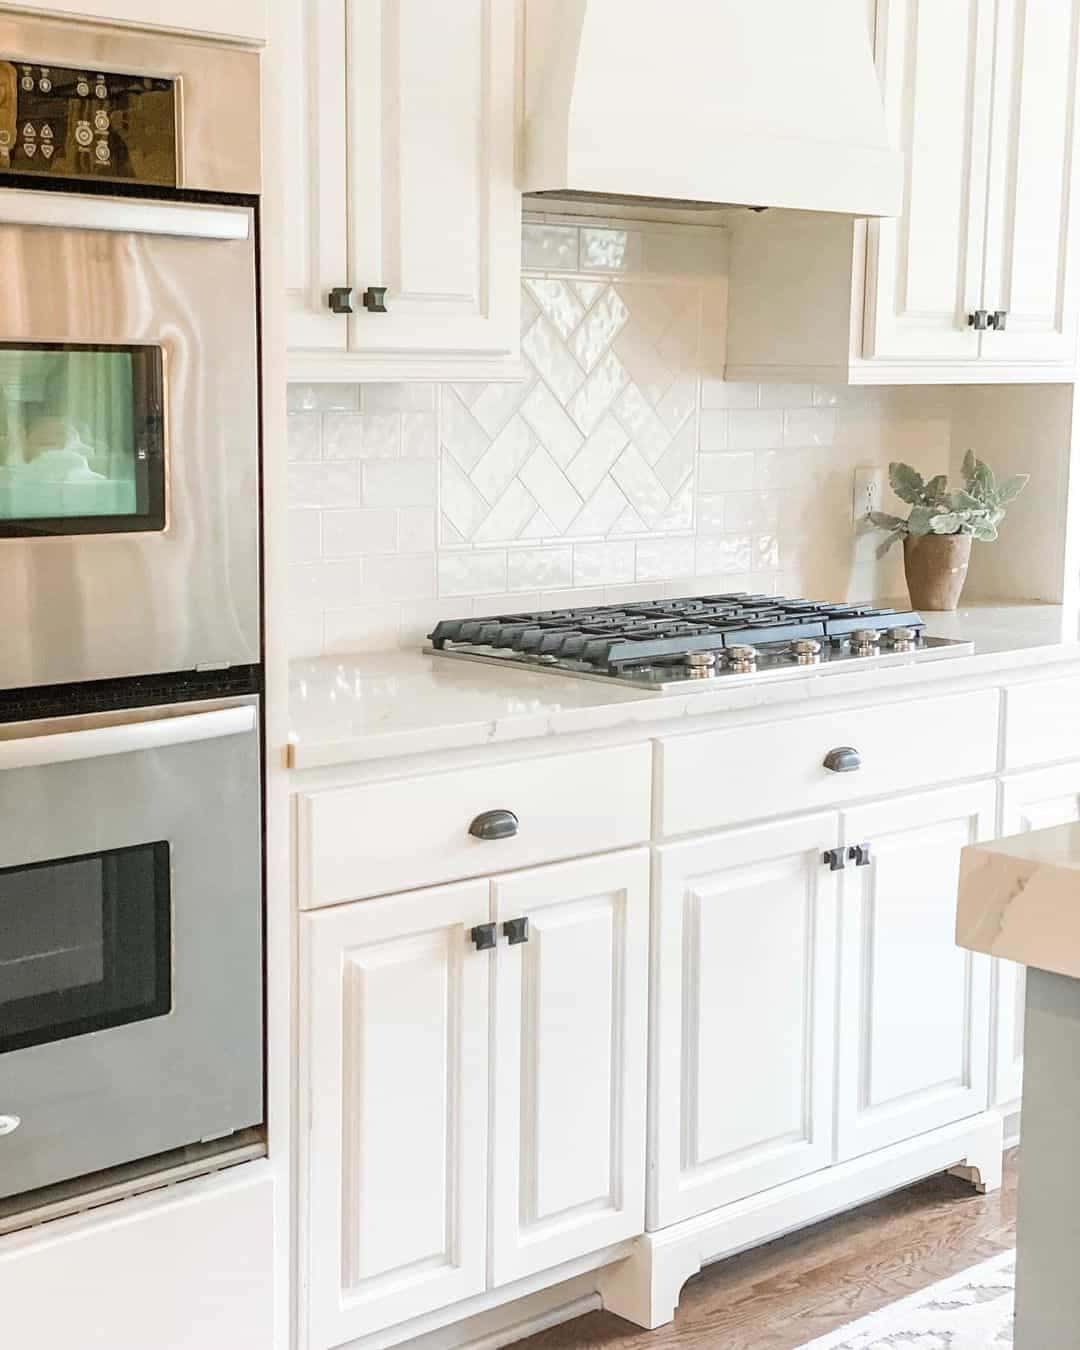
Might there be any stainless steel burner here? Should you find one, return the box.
[427,593,974,690]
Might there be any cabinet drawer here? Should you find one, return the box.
[658,689,1000,836]
[1006,675,1080,768]
[298,744,652,908]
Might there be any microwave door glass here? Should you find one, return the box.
[0,344,165,536]
[0,842,171,1055]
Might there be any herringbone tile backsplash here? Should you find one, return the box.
[288,214,953,657]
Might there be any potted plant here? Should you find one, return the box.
[870,452,1028,611]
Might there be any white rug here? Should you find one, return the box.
[797,1249,1015,1348]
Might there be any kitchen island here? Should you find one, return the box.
[958,822,1080,1349]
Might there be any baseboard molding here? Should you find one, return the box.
[596,1113,1005,1331]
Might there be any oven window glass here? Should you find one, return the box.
[0,842,171,1055]
[0,344,165,536]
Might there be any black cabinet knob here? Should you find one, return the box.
[968,309,990,330]
[823,747,861,773]
[503,917,530,945]
[823,847,846,872]
[848,842,872,867]
[328,286,354,314]
[989,310,1007,331]
[469,809,519,841]
[362,285,389,313]
[470,923,497,951]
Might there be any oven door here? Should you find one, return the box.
[0,190,259,691]
[0,695,262,1201]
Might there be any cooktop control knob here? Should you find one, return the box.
[888,626,918,652]
[728,644,759,673]
[792,637,822,664]
[851,628,881,656]
[684,651,717,678]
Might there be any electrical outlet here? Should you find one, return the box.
[852,466,885,563]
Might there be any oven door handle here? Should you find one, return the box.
[0,189,251,242]
[0,705,256,772]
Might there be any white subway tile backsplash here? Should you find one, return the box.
[324,413,401,460]
[361,460,437,507]
[321,508,397,558]
[288,216,936,657]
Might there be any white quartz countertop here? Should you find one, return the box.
[289,603,1080,770]
[957,822,1080,979]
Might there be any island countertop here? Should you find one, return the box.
[957,822,1080,980]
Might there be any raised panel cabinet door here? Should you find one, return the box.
[836,782,996,1162]
[302,881,491,1348]
[284,0,350,351]
[490,850,649,1285]
[996,763,1080,1106]
[980,0,1080,364]
[650,815,840,1231]
[345,0,521,358]
[864,0,994,360]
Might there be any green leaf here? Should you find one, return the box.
[876,532,902,559]
[929,512,962,534]
[971,522,999,542]
[949,489,982,512]
[973,458,995,495]
[997,473,1029,504]
[907,504,937,536]
[923,474,949,504]
[889,461,926,505]
[869,511,908,531]
[961,449,977,484]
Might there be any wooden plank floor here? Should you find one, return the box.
[517,1149,1019,1349]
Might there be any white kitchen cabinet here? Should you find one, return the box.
[994,763,1080,1106]
[286,0,522,379]
[302,881,491,1347]
[650,815,840,1229]
[3,0,267,41]
[835,782,995,1161]
[728,0,1080,382]
[490,850,649,1284]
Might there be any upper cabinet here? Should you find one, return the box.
[285,0,522,381]
[728,0,1080,384]
[4,0,267,42]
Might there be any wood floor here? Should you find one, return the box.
[517,1149,1019,1350]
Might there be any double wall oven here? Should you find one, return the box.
[0,17,264,1220]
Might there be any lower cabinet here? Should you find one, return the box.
[302,850,650,1349]
[651,781,996,1229]
[835,782,995,1160]
[651,814,841,1229]
[995,762,1080,1106]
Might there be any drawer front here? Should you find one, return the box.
[1006,675,1080,768]
[298,743,653,908]
[658,689,1000,836]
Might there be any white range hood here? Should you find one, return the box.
[522,0,902,218]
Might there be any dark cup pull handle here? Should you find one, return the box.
[503,917,530,945]
[470,923,497,951]
[824,746,861,773]
[469,809,519,841]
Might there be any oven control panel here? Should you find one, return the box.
[0,60,176,186]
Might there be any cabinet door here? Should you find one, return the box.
[284,0,350,352]
[345,0,520,360]
[302,881,490,1348]
[490,850,649,1285]
[864,0,995,360]
[996,763,1080,1105]
[837,782,995,1161]
[980,0,1080,364]
[651,816,840,1230]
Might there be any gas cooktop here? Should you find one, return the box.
[428,594,974,691]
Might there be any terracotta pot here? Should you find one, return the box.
[903,533,972,611]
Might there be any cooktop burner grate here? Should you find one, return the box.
[427,593,973,690]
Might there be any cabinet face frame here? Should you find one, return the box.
[835,781,995,1162]
[489,850,650,1285]
[301,880,492,1347]
[650,814,841,1230]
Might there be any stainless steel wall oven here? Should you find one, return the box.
[0,16,264,1223]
